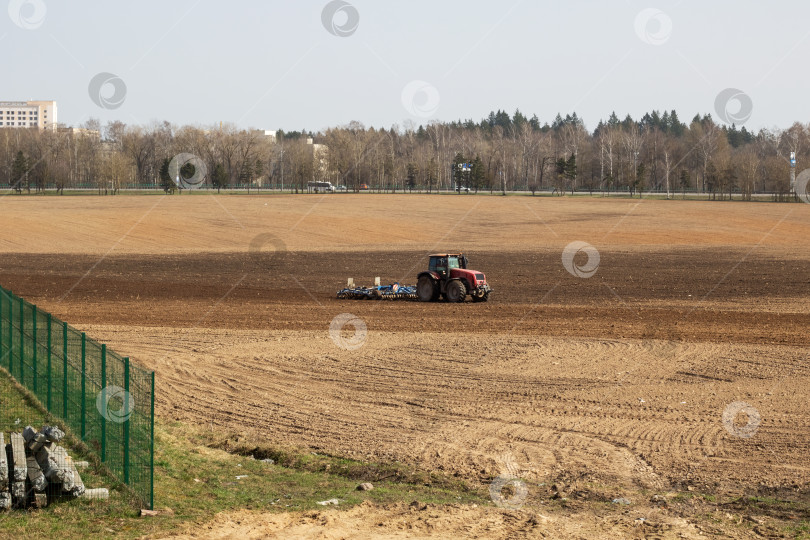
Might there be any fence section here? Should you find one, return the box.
[0,286,154,509]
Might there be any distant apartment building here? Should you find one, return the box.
[0,100,57,130]
[307,137,328,176]
[57,126,100,139]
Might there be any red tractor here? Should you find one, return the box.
[417,253,492,303]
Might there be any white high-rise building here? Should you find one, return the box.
[0,100,57,130]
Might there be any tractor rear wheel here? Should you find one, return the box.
[445,280,466,303]
[417,275,439,302]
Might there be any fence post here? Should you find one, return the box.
[32,307,37,394]
[81,333,86,440]
[0,289,4,367]
[63,321,68,420]
[0,289,3,363]
[7,292,11,373]
[101,344,106,463]
[47,314,52,410]
[18,298,23,384]
[150,370,155,510]
[123,356,130,485]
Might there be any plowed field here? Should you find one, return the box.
[1,194,809,538]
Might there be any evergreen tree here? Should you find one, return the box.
[593,120,606,138]
[622,114,636,130]
[651,110,662,130]
[239,160,253,186]
[406,162,418,191]
[487,111,497,127]
[705,161,719,199]
[554,156,567,194]
[641,112,654,131]
[211,163,228,194]
[494,110,511,130]
[426,157,438,193]
[670,110,685,137]
[679,169,691,198]
[11,151,28,193]
[159,157,175,193]
[513,109,527,130]
[255,159,264,184]
[727,124,743,148]
[180,162,196,188]
[471,156,485,193]
[565,153,577,186]
[631,162,646,198]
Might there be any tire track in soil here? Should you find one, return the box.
[79,325,810,498]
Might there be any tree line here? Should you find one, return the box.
[0,110,805,200]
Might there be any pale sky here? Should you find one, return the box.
[2,0,808,133]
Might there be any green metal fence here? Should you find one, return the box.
[0,285,154,509]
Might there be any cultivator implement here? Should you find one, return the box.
[336,278,418,301]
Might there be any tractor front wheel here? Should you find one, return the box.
[445,280,466,303]
[472,291,489,303]
[417,275,439,302]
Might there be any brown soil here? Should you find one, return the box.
[2,195,809,538]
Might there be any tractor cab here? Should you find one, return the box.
[428,254,468,277]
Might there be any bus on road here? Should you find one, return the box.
[307,181,335,193]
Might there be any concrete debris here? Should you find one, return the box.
[26,455,47,492]
[316,498,340,506]
[22,426,38,444]
[612,497,632,505]
[30,493,48,509]
[0,433,6,491]
[81,488,109,500]
[8,433,27,482]
[356,482,374,491]
[139,506,172,517]
[42,426,65,443]
[1,427,107,511]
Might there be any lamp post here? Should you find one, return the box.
[790,151,797,199]
[279,146,285,193]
